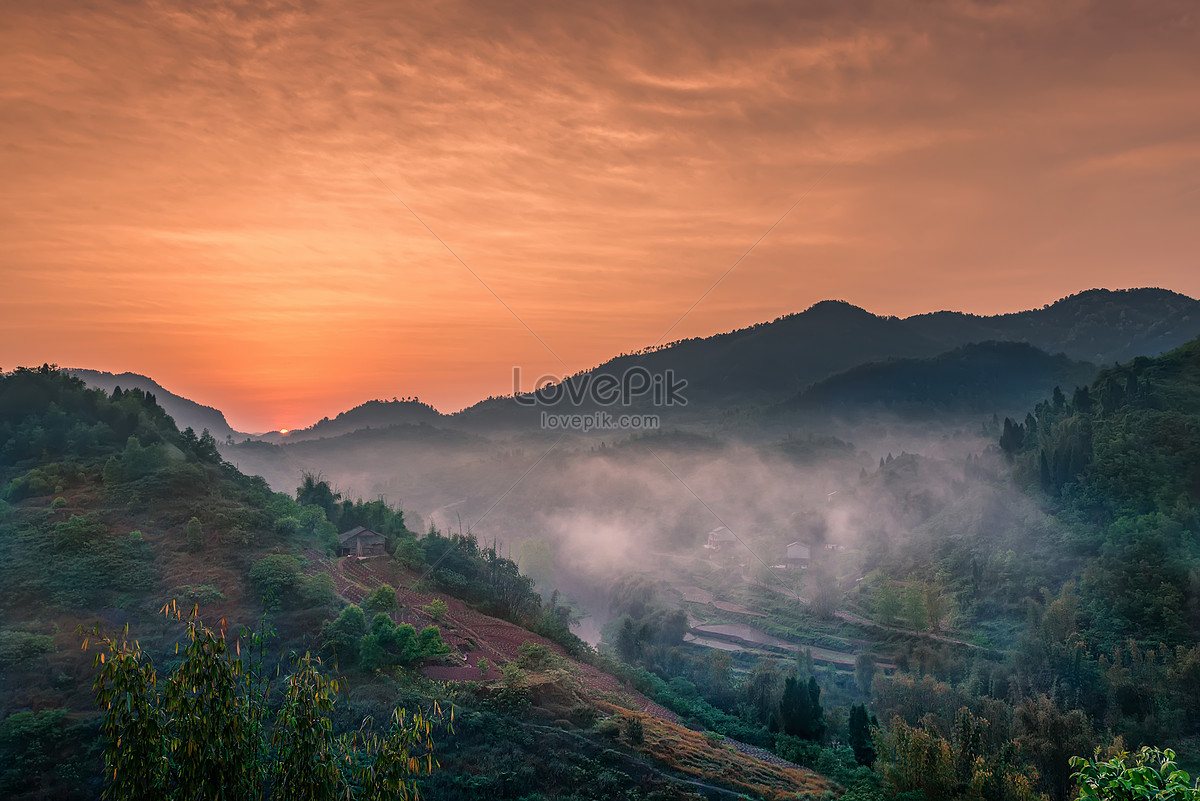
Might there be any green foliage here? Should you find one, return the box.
[320,605,368,667]
[876,708,1047,801]
[623,715,644,745]
[270,653,342,801]
[176,583,227,606]
[855,653,876,697]
[362,584,398,619]
[0,709,72,795]
[0,628,55,668]
[186,515,203,552]
[296,573,337,609]
[84,607,445,800]
[848,704,876,767]
[360,615,449,671]
[0,511,155,610]
[247,554,301,602]
[422,598,448,621]
[1071,747,1200,800]
[779,675,825,740]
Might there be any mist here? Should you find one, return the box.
[223,408,1033,645]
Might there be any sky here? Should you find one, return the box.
[2,0,1198,432]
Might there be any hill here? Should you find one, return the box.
[455,287,1200,429]
[67,368,243,441]
[0,367,834,800]
[255,398,448,443]
[786,341,1098,418]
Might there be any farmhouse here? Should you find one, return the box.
[338,526,386,557]
[785,541,811,569]
[704,526,739,552]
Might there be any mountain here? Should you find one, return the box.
[786,341,1099,418]
[255,398,448,443]
[455,287,1200,429]
[66,288,1200,441]
[67,368,243,441]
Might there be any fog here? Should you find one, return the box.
[223,411,1034,645]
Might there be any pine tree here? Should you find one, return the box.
[848,704,876,766]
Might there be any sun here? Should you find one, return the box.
[279,429,290,434]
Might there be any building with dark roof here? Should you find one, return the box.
[338,526,386,557]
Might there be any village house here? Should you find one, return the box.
[704,525,739,552]
[785,541,811,569]
[703,526,746,564]
[338,526,386,557]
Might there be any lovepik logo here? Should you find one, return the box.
[512,366,687,408]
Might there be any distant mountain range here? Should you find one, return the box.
[454,287,1200,428]
[69,288,1200,438]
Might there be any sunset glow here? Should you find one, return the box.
[2,1,1198,431]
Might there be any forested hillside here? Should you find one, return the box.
[787,341,1097,418]
[0,367,833,800]
[65,368,243,441]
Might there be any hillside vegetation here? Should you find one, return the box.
[0,366,833,800]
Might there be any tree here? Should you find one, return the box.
[360,615,449,671]
[855,653,877,698]
[924,583,954,633]
[84,605,445,800]
[779,675,825,740]
[297,473,342,524]
[320,605,368,667]
[248,554,301,604]
[875,582,902,626]
[186,516,203,552]
[362,584,397,619]
[901,583,928,631]
[848,704,876,766]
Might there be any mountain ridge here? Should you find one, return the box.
[67,287,1200,437]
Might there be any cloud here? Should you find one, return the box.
[1,0,1198,429]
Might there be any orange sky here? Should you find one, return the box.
[2,1,1198,432]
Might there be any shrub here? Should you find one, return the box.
[393,538,425,569]
[297,574,337,609]
[185,516,203,552]
[623,716,644,745]
[360,616,450,671]
[516,641,560,672]
[0,709,69,794]
[596,717,621,740]
[361,584,397,619]
[176,584,226,607]
[274,516,301,536]
[1072,747,1200,800]
[248,554,301,603]
[0,630,55,668]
